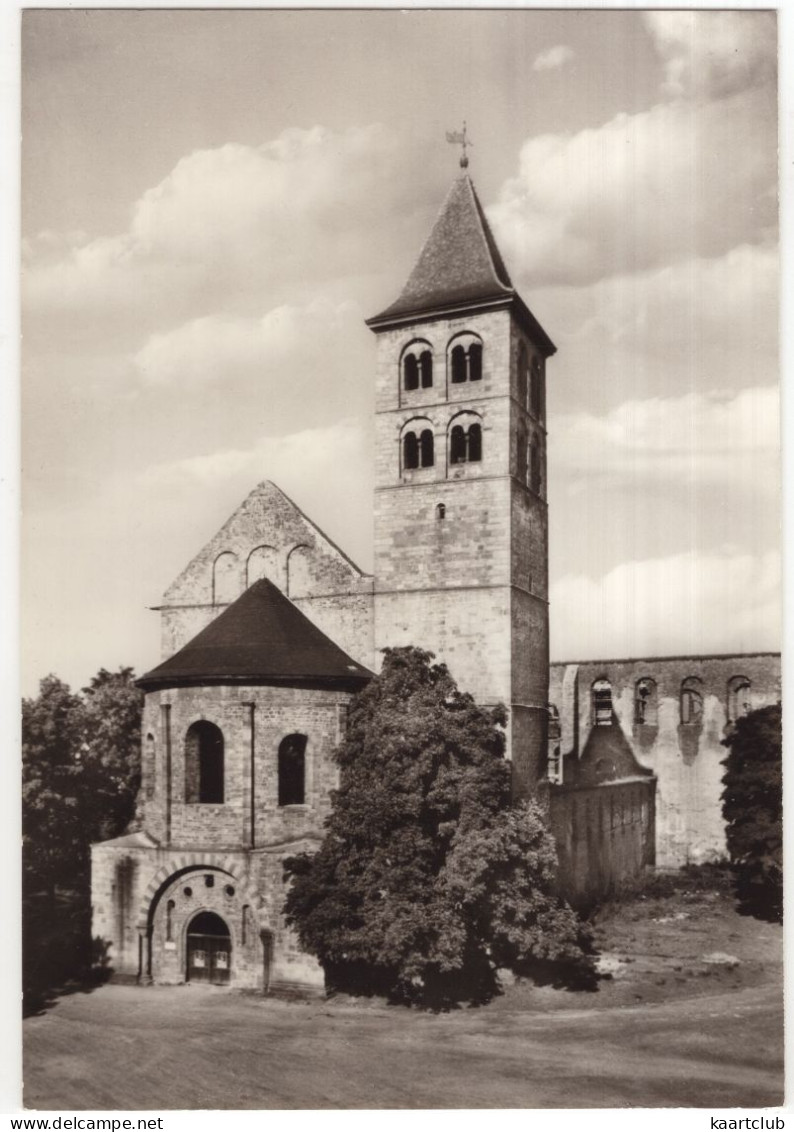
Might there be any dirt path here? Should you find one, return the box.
[23,877,783,1110]
[23,980,782,1110]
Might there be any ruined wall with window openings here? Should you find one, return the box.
[548,653,781,867]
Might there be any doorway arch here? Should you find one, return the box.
[186,911,232,985]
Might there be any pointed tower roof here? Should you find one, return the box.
[367,174,555,354]
[138,578,372,691]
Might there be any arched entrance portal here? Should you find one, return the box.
[186,911,232,985]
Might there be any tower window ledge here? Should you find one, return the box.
[449,466,485,480]
[402,467,437,483]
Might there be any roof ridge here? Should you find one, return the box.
[463,175,513,290]
[265,480,367,577]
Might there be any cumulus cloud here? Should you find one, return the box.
[489,88,776,287]
[138,420,373,567]
[533,244,779,415]
[551,386,779,494]
[22,125,416,322]
[134,298,367,388]
[644,10,777,100]
[532,45,575,72]
[551,549,781,661]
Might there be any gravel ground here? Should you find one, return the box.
[22,878,783,1111]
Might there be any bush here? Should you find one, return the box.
[284,647,594,1007]
[721,703,782,922]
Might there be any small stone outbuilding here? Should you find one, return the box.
[91,578,371,991]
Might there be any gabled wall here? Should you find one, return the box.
[155,480,374,668]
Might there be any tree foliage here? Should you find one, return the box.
[284,647,592,1006]
[721,702,782,922]
[22,676,86,899]
[22,667,143,1006]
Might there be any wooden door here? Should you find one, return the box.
[186,912,232,985]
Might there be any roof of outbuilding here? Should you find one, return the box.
[138,578,373,691]
[369,175,513,323]
[567,720,654,788]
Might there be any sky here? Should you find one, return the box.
[19,8,780,697]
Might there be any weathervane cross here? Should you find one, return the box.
[446,121,472,169]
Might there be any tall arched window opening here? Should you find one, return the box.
[450,425,467,463]
[634,677,658,726]
[727,676,752,722]
[420,429,434,467]
[403,432,419,470]
[185,721,225,804]
[468,423,482,462]
[166,899,175,942]
[419,350,433,388]
[403,354,419,391]
[530,356,542,418]
[278,733,307,806]
[517,425,528,483]
[680,677,704,725]
[449,337,483,384]
[450,421,482,465]
[517,343,529,407]
[530,435,541,492]
[144,732,156,799]
[592,679,613,726]
[469,342,483,381]
[451,344,467,384]
[547,703,562,784]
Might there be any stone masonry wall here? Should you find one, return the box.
[372,306,551,787]
[156,479,374,667]
[548,778,656,907]
[549,653,781,868]
[140,683,350,850]
[91,844,325,991]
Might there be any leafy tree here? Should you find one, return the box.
[284,647,592,1006]
[80,667,143,843]
[721,702,782,922]
[22,667,143,1007]
[22,676,86,900]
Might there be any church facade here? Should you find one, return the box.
[90,171,780,989]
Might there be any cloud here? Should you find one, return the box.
[551,386,778,495]
[489,88,776,287]
[532,45,575,72]
[134,297,367,388]
[550,549,780,661]
[22,125,418,326]
[138,419,373,565]
[22,419,375,695]
[644,10,776,100]
[534,244,779,413]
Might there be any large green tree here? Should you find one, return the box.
[721,702,782,922]
[22,675,86,900]
[285,647,591,1006]
[22,667,143,1006]
[79,667,143,843]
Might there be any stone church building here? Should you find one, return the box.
[91,171,780,990]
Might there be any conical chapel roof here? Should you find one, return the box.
[138,578,372,691]
[367,173,555,353]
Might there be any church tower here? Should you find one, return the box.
[366,170,555,794]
